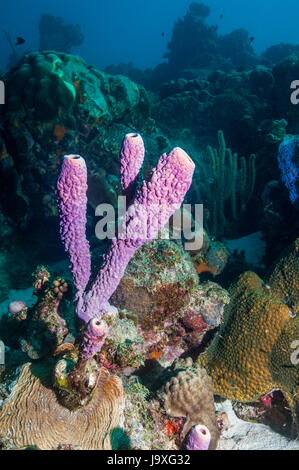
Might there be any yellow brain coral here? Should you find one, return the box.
[198,239,299,431]
[268,238,299,312]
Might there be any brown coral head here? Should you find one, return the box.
[162,364,219,449]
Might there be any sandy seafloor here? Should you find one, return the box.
[0,286,298,451]
[216,401,299,450]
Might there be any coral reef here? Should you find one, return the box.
[1,51,152,233]
[197,239,299,432]
[262,43,299,65]
[163,3,259,79]
[0,132,200,450]
[2,2,299,449]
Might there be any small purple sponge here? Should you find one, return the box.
[79,318,109,360]
[184,425,211,450]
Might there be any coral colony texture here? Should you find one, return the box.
[1,1,299,452]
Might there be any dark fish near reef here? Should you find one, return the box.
[161,32,165,37]
[219,14,223,19]
[249,36,255,43]
[15,37,25,45]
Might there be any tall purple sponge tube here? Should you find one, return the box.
[57,155,91,294]
[120,133,145,200]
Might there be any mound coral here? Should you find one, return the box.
[268,238,299,310]
[160,358,219,450]
[7,52,76,121]
[6,51,141,123]
[197,239,299,431]
[0,361,124,450]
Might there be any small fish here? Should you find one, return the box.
[161,32,165,37]
[249,36,255,43]
[219,14,223,19]
[15,37,25,46]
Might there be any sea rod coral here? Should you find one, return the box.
[57,133,195,360]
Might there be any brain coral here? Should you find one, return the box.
[0,361,124,450]
[161,358,219,450]
[197,239,299,432]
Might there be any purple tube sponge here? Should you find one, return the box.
[278,136,299,204]
[120,133,145,200]
[79,318,109,360]
[57,135,195,356]
[57,155,91,294]
[184,424,211,450]
[79,146,195,321]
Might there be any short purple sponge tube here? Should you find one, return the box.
[79,318,109,360]
[184,425,211,450]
